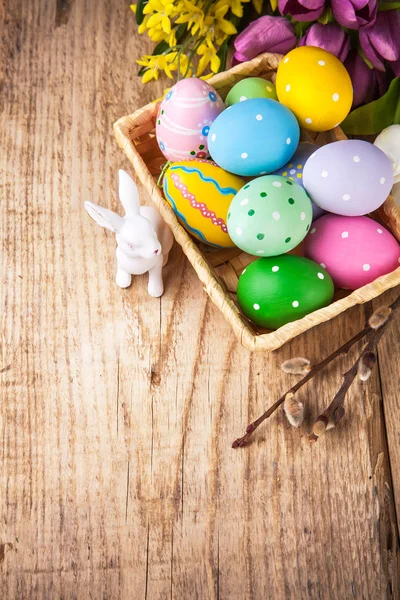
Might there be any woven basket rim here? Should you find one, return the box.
[114,52,400,352]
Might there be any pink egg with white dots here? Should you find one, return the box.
[156,78,224,162]
[304,214,400,290]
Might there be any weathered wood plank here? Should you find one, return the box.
[372,288,400,532]
[1,1,399,598]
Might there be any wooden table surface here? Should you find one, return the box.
[1,1,400,598]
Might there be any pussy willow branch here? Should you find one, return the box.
[308,296,399,442]
[232,294,400,449]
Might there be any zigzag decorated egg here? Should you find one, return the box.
[163,160,244,248]
[156,79,224,162]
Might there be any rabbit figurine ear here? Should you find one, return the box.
[118,170,140,216]
[84,201,124,233]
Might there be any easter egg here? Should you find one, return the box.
[276,47,353,132]
[374,124,400,184]
[272,142,325,220]
[237,255,334,330]
[227,175,312,256]
[156,78,224,162]
[208,98,300,176]
[163,160,244,248]
[225,77,278,107]
[303,140,394,216]
[304,215,400,290]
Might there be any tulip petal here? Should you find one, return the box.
[299,23,350,62]
[278,0,325,21]
[360,28,386,71]
[360,10,400,72]
[344,50,377,107]
[331,0,377,30]
[233,15,297,62]
[365,11,400,61]
[391,58,400,78]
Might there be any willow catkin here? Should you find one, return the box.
[358,350,377,381]
[280,357,311,376]
[368,306,391,330]
[283,392,304,427]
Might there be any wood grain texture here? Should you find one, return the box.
[0,1,399,598]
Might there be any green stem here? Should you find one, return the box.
[184,34,207,78]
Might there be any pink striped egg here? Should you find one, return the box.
[304,214,400,290]
[156,78,224,162]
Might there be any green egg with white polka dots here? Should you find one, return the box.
[237,255,334,330]
[225,77,278,107]
[228,175,312,256]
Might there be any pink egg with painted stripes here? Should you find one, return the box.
[304,215,400,290]
[156,78,224,162]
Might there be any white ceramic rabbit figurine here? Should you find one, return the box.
[84,170,174,297]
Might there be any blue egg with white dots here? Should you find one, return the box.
[208,98,300,177]
[272,142,325,220]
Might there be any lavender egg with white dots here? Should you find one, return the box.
[208,98,300,176]
[304,214,400,290]
[272,142,325,220]
[303,140,394,217]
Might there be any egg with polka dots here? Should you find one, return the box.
[225,77,278,107]
[304,215,400,290]
[237,255,334,330]
[227,176,312,256]
[272,142,325,220]
[303,140,394,216]
[208,98,300,176]
[276,47,353,132]
[156,78,224,162]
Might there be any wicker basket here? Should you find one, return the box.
[114,52,400,352]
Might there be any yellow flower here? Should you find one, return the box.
[142,0,183,35]
[252,0,264,12]
[137,53,177,83]
[175,0,205,35]
[200,73,214,81]
[196,40,220,76]
[214,15,237,36]
[168,29,177,47]
[146,5,174,33]
[130,4,137,14]
[202,12,237,45]
[175,52,194,77]
[138,15,150,34]
[143,0,175,14]
[215,0,250,19]
[148,26,168,41]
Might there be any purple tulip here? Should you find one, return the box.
[278,0,326,22]
[360,10,400,76]
[299,23,351,63]
[331,0,377,30]
[344,51,374,107]
[233,16,297,64]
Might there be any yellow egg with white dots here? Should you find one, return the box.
[276,47,353,132]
